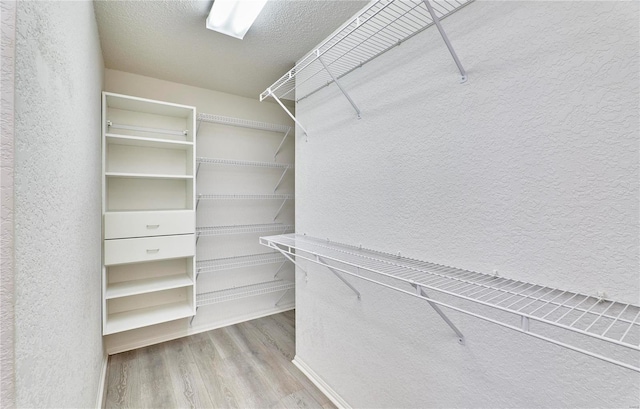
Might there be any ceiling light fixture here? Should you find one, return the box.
[206,0,268,40]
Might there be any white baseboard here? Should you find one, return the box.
[106,304,295,355]
[292,356,351,409]
[95,353,108,409]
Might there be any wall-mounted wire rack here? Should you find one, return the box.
[196,157,293,192]
[196,279,295,307]
[197,113,292,160]
[197,194,294,220]
[260,234,640,372]
[197,223,294,238]
[259,0,474,134]
[196,252,286,274]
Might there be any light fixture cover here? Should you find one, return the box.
[206,0,268,40]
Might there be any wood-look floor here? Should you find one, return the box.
[105,311,335,409]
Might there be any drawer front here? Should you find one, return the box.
[104,234,195,265]
[104,210,195,239]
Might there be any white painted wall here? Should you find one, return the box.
[294,2,639,407]
[1,1,17,407]
[104,69,295,354]
[14,1,104,407]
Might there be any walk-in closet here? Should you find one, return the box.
[1,1,639,408]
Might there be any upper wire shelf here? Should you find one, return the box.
[198,194,294,200]
[260,0,473,104]
[197,157,293,170]
[197,252,286,273]
[197,113,291,134]
[260,234,640,372]
[196,279,294,307]
[197,223,294,237]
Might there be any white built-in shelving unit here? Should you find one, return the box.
[194,113,295,319]
[261,234,640,372]
[102,92,197,335]
[260,0,474,133]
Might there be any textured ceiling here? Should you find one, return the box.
[94,0,369,100]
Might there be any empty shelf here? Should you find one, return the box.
[106,274,193,299]
[197,279,294,307]
[197,252,286,273]
[106,133,193,150]
[197,157,293,169]
[197,113,290,134]
[261,0,473,103]
[260,234,640,372]
[105,172,194,180]
[198,194,294,200]
[104,301,194,335]
[197,223,294,237]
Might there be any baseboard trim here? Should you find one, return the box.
[95,353,108,409]
[106,304,295,355]
[292,356,351,409]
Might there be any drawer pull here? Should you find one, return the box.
[146,224,160,229]
[146,248,160,253]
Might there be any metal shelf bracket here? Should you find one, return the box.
[414,284,465,344]
[422,0,468,83]
[318,255,361,299]
[318,53,362,119]
[264,89,309,136]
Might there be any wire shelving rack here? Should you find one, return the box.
[260,234,640,372]
[197,223,294,238]
[196,252,286,274]
[197,157,293,170]
[259,0,474,133]
[196,279,295,307]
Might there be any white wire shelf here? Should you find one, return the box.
[260,0,473,103]
[197,194,294,200]
[196,252,286,273]
[197,157,293,170]
[197,113,291,134]
[260,234,640,372]
[197,223,294,237]
[196,279,295,307]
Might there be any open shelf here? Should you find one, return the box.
[106,133,194,150]
[197,252,286,273]
[261,0,473,103]
[197,113,291,134]
[197,279,294,307]
[197,223,294,237]
[104,301,194,335]
[197,157,292,169]
[105,172,194,180]
[106,273,193,299]
[260,234,640,372]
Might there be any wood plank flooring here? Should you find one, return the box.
[105,311,335,409]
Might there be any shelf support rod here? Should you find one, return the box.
[266,89,308,136]
[189,307,199,326]
[275,288,292,306]
[317,256,361,299]
[422,0,468,83]
[273,167,289,193]
[274,260,287,279]
[269,244,308,280]
[274,127,291,160]
[414,284,465,345]
[318,54,361,119]
[273,198,288,221]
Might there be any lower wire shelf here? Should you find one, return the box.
[260,233,640,372]
[196,252,286,273]
[196,279,295,307]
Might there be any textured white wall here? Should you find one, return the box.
[1,1,17,407]
[104,70,296,354]
[14,1,104,407]
[295,2,639,407]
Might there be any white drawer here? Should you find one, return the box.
[104,234,195,265]
[104,210,194,239]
